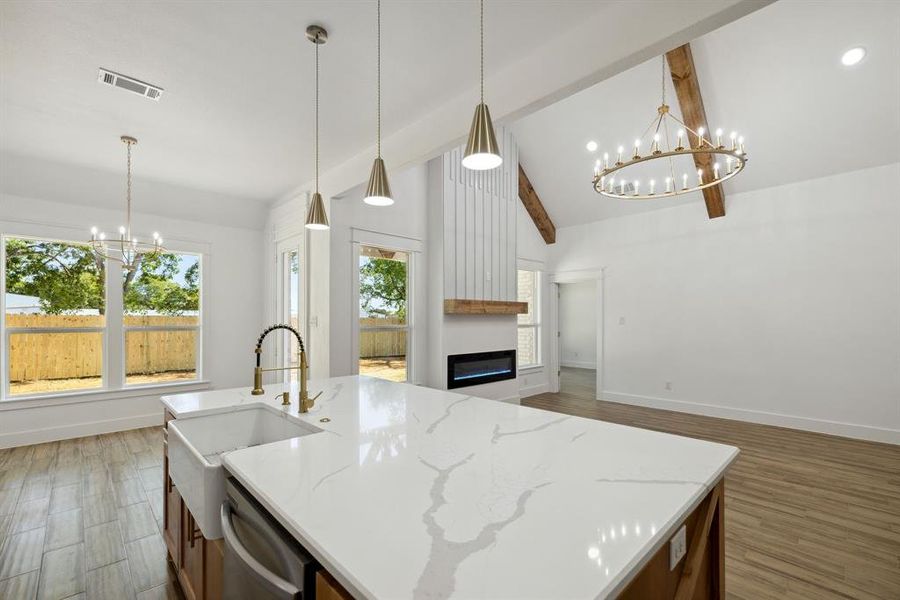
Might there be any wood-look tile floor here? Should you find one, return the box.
[525,367,900,600]
[0,428,184,600]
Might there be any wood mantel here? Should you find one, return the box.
[444,299,528,315]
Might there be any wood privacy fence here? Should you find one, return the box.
[7,314,197,382]
[359,317,406,358]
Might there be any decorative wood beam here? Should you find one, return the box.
[666,44,725,219]
[444,299,528,315]
[517,164,556,244]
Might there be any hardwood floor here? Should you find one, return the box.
[525,367,900,600]
[0,428,184,600]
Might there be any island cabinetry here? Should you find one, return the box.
[619,479,726,600]
[163,409,224,600]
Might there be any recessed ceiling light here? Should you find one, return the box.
[586,141,598,152]
[841,47,866,66]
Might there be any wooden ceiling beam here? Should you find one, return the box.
[517,163,556,244]
[666,44,725,219]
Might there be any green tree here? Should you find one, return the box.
[359,257,407,320]
[4,239,198,316]
[4,239,105,314]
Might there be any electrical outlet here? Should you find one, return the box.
[669,525,687,570]
[665,381,673,391]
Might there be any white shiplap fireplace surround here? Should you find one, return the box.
[425,128,521,402]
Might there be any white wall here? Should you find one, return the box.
[0,193,264,447]
[549,163,900,444]
[328,164,429,382]
[559,281,597,369]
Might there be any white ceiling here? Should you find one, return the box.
[511,0,900,228]
[0,0,613,205]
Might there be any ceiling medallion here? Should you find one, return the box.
[89,136,165,271]
[592,57,748,200]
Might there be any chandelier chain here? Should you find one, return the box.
[661,55,666,106]
[376,0,381,158]
[126,140,132,240]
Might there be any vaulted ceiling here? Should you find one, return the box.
[511,0,900,228]
[1,1,613,204]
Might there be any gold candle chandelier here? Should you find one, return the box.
[89,136,165,271]
[592,57,748,200]
[305,24,330,230]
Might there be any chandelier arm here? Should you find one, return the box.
[666,112,713,148]
[663,115,677,185]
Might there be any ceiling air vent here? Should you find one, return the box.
[97,68,163,101]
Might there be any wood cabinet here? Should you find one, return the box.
[163,410,224,600]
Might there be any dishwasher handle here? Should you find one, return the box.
[220,502,303,600]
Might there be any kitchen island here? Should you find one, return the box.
[161,375,738,599]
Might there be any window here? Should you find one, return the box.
[276,237,303,383]
[358,245,409,382]
[123,252,200,385]
[4,237,105,396]
[2,234,202,399]
[517,269,540,369]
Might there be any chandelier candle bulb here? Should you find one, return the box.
[651,133,661,154]
[730,131,737,150]
[594,160,601,178]
[682,173,688,190]
[715,128,723,148]
[665,177,673,193]
[619,180,626,195]
[738,136,745,154]
[714,162,720,179]
[633,180,640,196]
[649,179,655,195]
[697,127,705,148]
[99,232,106,241]
[632,139,641,159]
[603,152,609,169]
[608,178,615,193]
[676,129,684,150]
[697,168,704,185]
[616,146,624,165]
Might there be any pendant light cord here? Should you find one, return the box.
[315,34,320,193]
[377,0,382,158]
[661,55,666,106]
[480,0,484,103]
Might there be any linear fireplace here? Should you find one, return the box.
[447,350,516,390]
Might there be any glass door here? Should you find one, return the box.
[276,237,303,383]
[358,245,409,382]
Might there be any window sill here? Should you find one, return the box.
[518,365,544,375]
[0,380,212,411]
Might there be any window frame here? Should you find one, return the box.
[122,251,202,388]
[517,268,542,371]
[1,231,206,401]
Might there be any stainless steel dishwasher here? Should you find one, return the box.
[221,477,319,600]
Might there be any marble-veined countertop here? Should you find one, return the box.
[161,375,738,599]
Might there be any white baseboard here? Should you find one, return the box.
[560,361,596,370]
[0,413,163,449]
[601,391,900,445]
[519,382,549,398]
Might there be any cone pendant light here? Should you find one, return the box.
[462,0,502,171]
[364,0,393,206]
[305,25,330,230]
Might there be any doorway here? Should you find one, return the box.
[550,274,603,399]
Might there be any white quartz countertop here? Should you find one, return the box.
[161,376,738,599]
